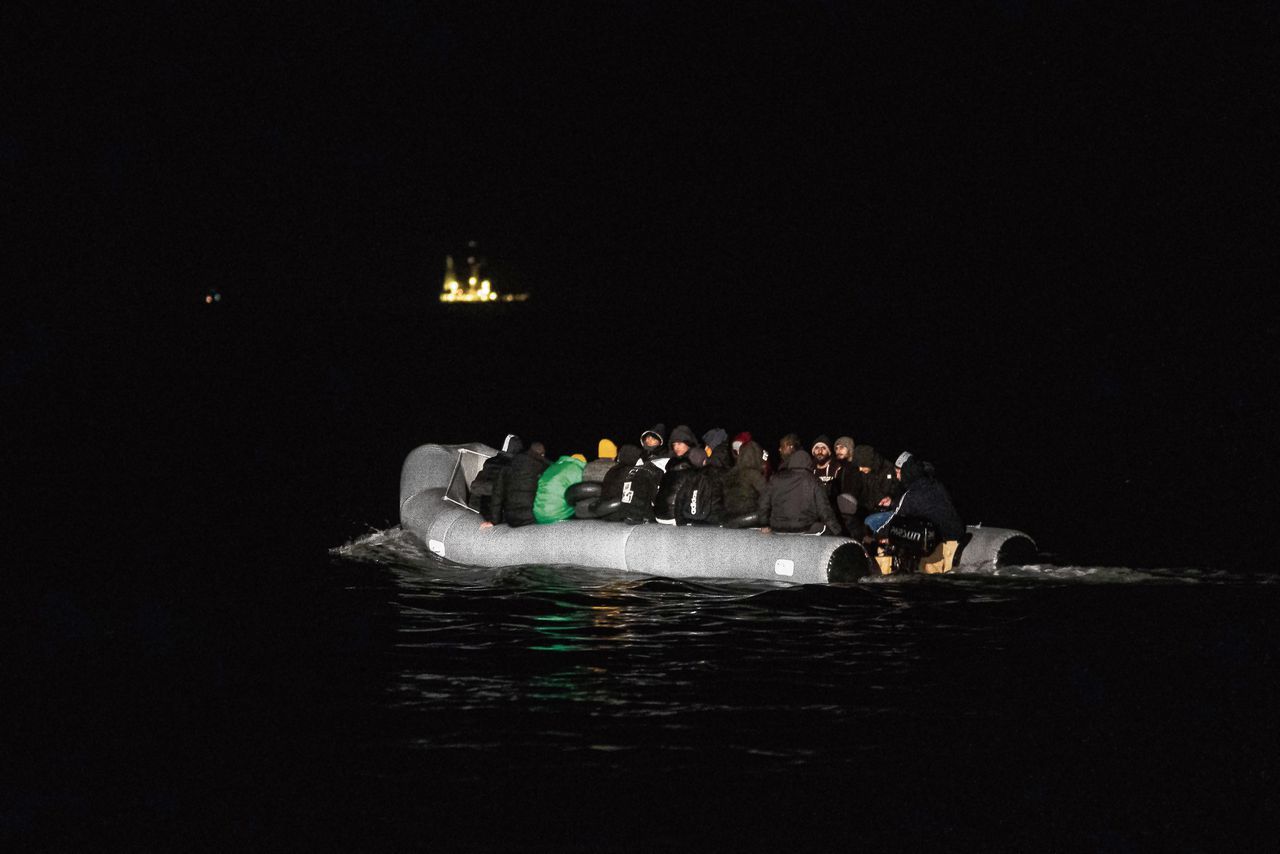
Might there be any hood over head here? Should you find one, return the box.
[731,431,752,453]
[669,424,699,447]
[640,423,666,446]
[899,456,928,487]
[597,438,618,460]
[687,447,707,468]
[502,434,524,455]
[894,451,914,469]
[735,440,765,470]
[782,449,813,471]
[615,444,643,466]
[569,454,587,464]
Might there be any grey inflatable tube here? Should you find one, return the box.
[399,444,1035,583]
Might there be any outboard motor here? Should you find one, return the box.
[882,516,939,574]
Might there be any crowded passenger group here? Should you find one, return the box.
[468,424,964,546]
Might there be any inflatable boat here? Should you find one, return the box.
[399,443,1036,583]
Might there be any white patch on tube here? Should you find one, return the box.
[428,539,446,557]
[774,559,795,577]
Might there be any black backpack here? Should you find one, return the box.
[675,468,725,525]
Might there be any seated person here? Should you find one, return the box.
[722,440,767,521]
[532,453,587,524]
[810,435,842,497]
[674,440,731,526]
[582,439,618,483]
[485,441,548,528]
[575,439,619,518]
[757,449,839,535]
[654,425,701,523]
[837,443,895,538]
[640,423,669,467]
[864,454,965,573]
[469,433,523,519]
[598,444,661,523]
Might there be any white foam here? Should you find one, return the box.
[331,526,436,565]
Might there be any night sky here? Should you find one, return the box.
[7,2,1278,565]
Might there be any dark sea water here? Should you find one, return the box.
[7,303,1278,851]
[9,0,1278,845]
[13,516,1277,851]
[327,533,1280,852]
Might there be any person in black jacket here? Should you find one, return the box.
[485,442,548,528]
[778,433,801,464]
[865,454,965,541]
[599,444,661,524]
[640,423,669,466]
[674,439,731,525]
[836,444,897,538]
[810,435,842,498]
[470,434,523,520]
[654,424,701,523]
[723,440,767,520]
[758,449,840,534]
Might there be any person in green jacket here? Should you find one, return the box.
[533,453,587,523]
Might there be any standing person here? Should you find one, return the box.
[757,449,840,535]
[533,453,587,524]
[722,440,768,522]
[598,444,662,523]
[485,441,549,529]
